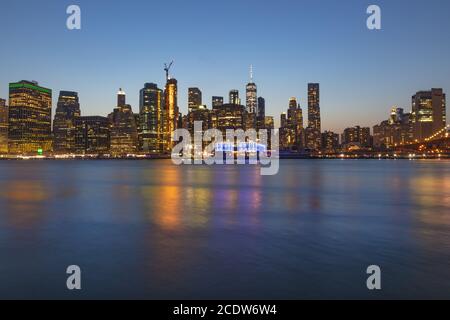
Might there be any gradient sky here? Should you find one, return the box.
[1,0,449,132]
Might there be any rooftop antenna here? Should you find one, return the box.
[164,61,174,81]
[250,64,253,82]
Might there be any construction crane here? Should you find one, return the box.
[164,61,174,81]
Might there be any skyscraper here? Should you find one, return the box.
[256,97,266,130]
[109,89,139,155]
[53,91,81,154]
[246,66,258,114]
[229,90,240,105]
[75,116,110,154]
[0,98,7,154]
[139,83,163,154]
[188,87,202,113]
[306,83,321,150]
[308,83,321,131]
[188,105,210,141]
[117,88,126,107]
[8,81,52,155]
[412,89,446,141]
[212,96,224,109]
[257,97,265,119]
[286,97,304,151]
[163,78,179,153]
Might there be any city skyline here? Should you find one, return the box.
[1,0,450,133]
[1,78,447,158]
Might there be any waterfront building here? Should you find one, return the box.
[280,97,304,152]
[373,107,413,149]
[321,131,340,153]
[163,78,179,153]
[0,98,7,154]
[411,89,446,141]
[139,83,163,154]
[75,116,110,154]
[280,112,289,150]
[342,126,372,150]
[109,89,139,155]
[8,81,52,155]
[305,83,321,150]
[53,91,81,154]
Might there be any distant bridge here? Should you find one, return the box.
[393,125,450,154]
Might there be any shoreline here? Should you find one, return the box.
[0,155,449,161]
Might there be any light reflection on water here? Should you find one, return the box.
[0,159,449,299]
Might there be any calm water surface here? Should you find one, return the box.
[0,159,449,299]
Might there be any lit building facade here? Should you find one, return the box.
[0,98,7,154]
[256,97,266,130]
[246,83,257,114]
[163,78,179,153]
[188,105,211,151]
[373,107,413,149]
[109,89,139,155]
[212,96,224,109]
[342,126,372,150]
[306,83,321,150]
[53,91,81,154]
[411,89,446,141]
[265,116,274,131]
[210,103,246,133]
[139,83,163,154]
[8,81,52,155]
[280,112,288,150]
[280,97,304,152]
[75,116,110,154]
[229,90,240,105]
[321,131,339,153]
[188,87,202,113]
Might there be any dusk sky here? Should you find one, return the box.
[1,0,449,132]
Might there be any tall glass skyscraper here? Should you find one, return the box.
[307,83,321,132]
[246,64,257,110]
[246,83,257,114]
[8,80,52,155]
[306,83,321,151]
[140,83,163,154]
[53,91,81,154]
[0,98,7,154]
[164,78,179,153]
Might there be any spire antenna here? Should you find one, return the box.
[250,64,253,82]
